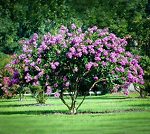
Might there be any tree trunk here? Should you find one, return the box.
[70,103,77,114]
[19,93,23,101]
[70,107,77,114]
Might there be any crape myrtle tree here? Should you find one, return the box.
[12,24,144,114]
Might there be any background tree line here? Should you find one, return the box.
[0,0,149,95]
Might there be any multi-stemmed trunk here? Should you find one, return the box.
[59,78,105,114]
[60,90,86,115]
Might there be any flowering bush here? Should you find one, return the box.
[0,66,18,98]
[12,24,144,114]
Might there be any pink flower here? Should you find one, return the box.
[66,52,73,59]
[33,81,39,86]
[85,62,93,71]
[65,81,70,87]
[50,63,57,70]
[95,57,101,61]
[71,23,76,30]
[25,73,32,82]
[54,92,60,98]
[54,62,59,66]
[24,66,29,72]
[54,83,58,88]
[63,76,67,82]
[3,77,11,86]
[46,86,52,95]
[102,61,106,66]
[37,58,42,64]
[93,76,98,81]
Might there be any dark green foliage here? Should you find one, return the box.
[0,0,149,96]
[0,52,11,69]
[0,0,76,54]
[140,56,150,95]
[0,0,149,55]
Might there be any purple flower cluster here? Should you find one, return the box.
[50,62,59,70]
[46,86,52,95]
[10,71,20,85]
[14,24,144,97]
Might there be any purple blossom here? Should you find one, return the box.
[46,75,50,80]
[115,67,120,72]
[46,86,52,95]
[65,81,70,87]
[63,76,67,82]
[24,58,30,64]
[131,59,138,65]
[77,28,82,33]
[34,75,38,80]
[85,62,93,71]
[67,33,73,37]
[120,67,125,72]
[11,78,19,85]
[38,70,44,77]
[103,50,109,56]
[33,81,40,86]
[72,37,82,45]
[11,59,19,64]
[38,47,43,54]
[95,57,101,61]
[35,66,41,71]
[25,73,32,82]
[76,52,82,57]
[71,23,76,30]
[98,47,103,53]
[102,61,106,66]
[30,62,35,67]
[119,58,128,66]
[82,47,88,55]
[50,63,56,70]
[93,76,99,81]
[45,82,49,86]
[86,39,92,44]
[66,52,73,59]
[93,62,98,67]
[54,92,60,98]
[40,42,48,50]
[54,62,59,66]
[22,45,29,53]
[54,83,58,88]
[24,66,29,72]
[126,52,133,57]
[13,70,19,79]
[19,54,26,60]
[37,58,42,64]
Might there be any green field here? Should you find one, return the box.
[0,93,150,134]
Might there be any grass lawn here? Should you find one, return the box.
[0,92,150,134]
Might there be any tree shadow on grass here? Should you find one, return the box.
[0,108,146,115]
[0,104,36,108]
[0,99,19,102]
[86,96,130,100]
[130,104,150,108]
[0,103,63,108]
[0,110,68,115]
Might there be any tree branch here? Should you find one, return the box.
[76,95,86,110]
[89,78,106,91]
[59,93,71,110]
